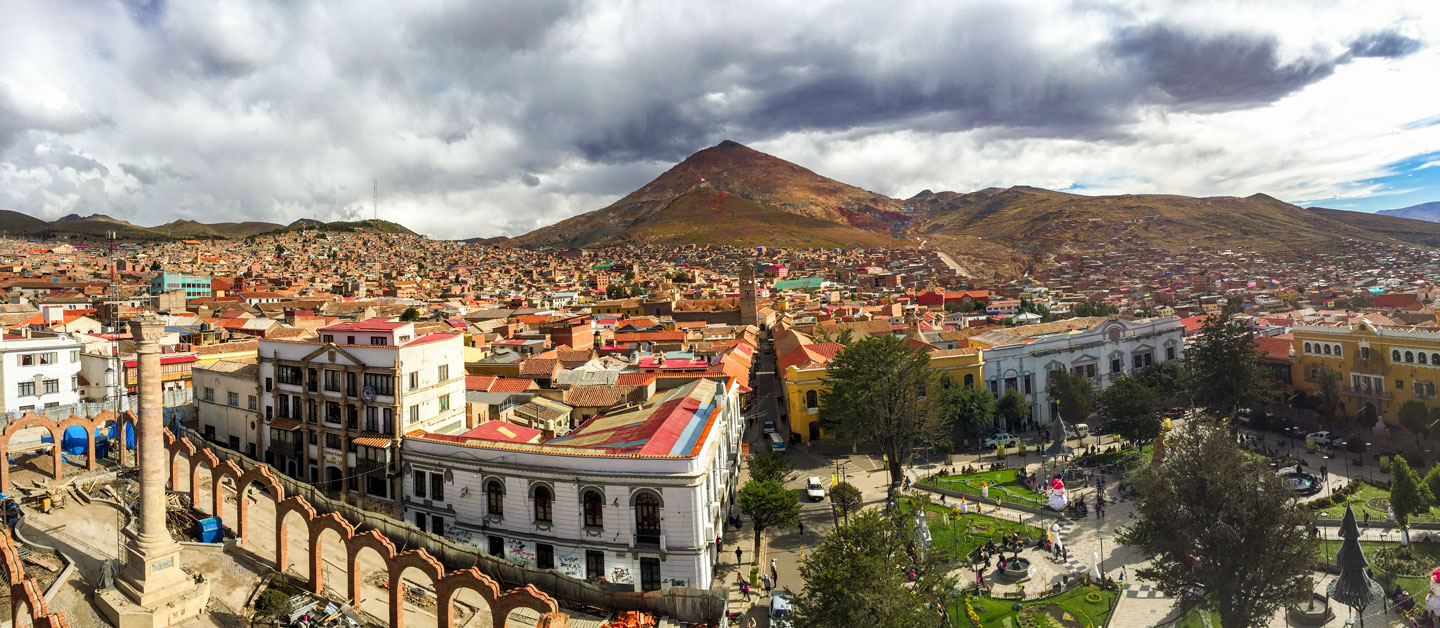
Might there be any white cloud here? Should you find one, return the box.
[0,0,1435,238]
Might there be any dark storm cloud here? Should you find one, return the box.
[1348,30,1423,58]
[1110,25,1339,108]
[0,1,1431,237]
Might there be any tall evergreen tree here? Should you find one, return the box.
[1048,368,1096,425]
[1389,456,1433,546]
[1315,366,1343,426]
[1182,312,1274,420]
[792,509,956,628]
[995,389,1031,433]
[1120,423,1316,628]
[1098,375,1163,444]
[738,479,801,560]
[930,375,995,447]
[819,334,940,484]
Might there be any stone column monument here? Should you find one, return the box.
[98,314,210,627]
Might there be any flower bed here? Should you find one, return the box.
[956,586,1116,628]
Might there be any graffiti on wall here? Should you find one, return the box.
[506,538,535,567]
[557,554,582,578]
[444,526,481,550]
[610,565,633,585]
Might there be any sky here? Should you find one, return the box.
[1,1,1438,239]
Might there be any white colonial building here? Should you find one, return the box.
[972,316,1186,425]
[0,331,84,414]
[258,318,464,515]
[400,376,744,593]
[193,359,261,457]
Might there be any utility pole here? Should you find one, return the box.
[373,179,378,221]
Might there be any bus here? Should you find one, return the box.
[768,432,786,452]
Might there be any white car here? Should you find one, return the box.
[805,477,826,501]
[984,433,1020,448]
[1307,431,1334,447]
[763,420,777,434]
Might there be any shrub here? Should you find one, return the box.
[253,588,290,616]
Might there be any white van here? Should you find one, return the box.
[1074,423,1090,439]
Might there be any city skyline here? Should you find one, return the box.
[1,0,1437,239]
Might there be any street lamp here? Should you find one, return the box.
[1097,525,1106,581]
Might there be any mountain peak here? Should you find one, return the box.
[714,139,745,149]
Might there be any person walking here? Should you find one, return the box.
[770,559,778,585]
[735,547,743,565]
[740,578,751,600]
[798,520,805,537]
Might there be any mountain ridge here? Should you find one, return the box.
[1377,201,1440,223]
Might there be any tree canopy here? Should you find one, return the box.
[1120,423,1316,628]
[929,376,994,447]
[748,451,797,485]
[995,389,1030,433]
[1314,366,1343,426]
[829,482,863,524]
[1390,456,1433,545]
[1098,375,1163,444]
[1399,401,1430,440]
[737,479,801,559]
[1183,312,1274,420]
[1048,368,1095,424]
[819,333,941,483]
[400,306,422,321]
[792,509,956,628]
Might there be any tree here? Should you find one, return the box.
[1399,401,1430,440]
[1136,360,1187,408]
[929,376,995,447]
[1390,456,1433,546]
[819,334,941,485]
[1048,368,1095,425]
[792,510,955,628]
[748,451,796,485]
[737,479,801,560]
[1424,465,1440,506]
[1315,366,1343,426]
[995,389,1030,433]
[1073,301,1119,317]
[399,307,422,322]
[1120,423,1316,628]
[829,482,863,524]
[1183,312,1274,420]
[1099,375,1163,444]
[605,284,629,299]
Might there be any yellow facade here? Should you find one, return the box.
[782,348,985,442]
[1290,321,1440,425]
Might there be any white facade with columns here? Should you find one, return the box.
[979,316,1185,425]
[400,377,745,592]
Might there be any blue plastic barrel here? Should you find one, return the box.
[196,517,223,543]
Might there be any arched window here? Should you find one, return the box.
[1407,351,1415,363]
[1394,350,1402,362]
[1422,353,1429,365]
[486,480,505,517]
[805,390,818,409]
[1304,342,1313,354]
[635,492,661,544]
[583,489,604,528]
[1334,345,1342,357]
[963,374,974,388]
[1432,353,1439,365]
[533,485,553,523]
[1323,345,1331,355]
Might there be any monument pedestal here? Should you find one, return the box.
[96,530,210,628]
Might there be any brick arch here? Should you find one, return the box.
[435,567,502,628]
[166,436,197,491]
[188,449,220,514]
[387,549,446,628]
[0,414,64,491]
[53,415,99,473]
[11,578,45,627]
[307,512,356,596]
[275,496,317,579]
[234,466,285,544]
[493,585,561,628]
[0,530,25,586]
[344,530,397,607]
[210,458,243,526]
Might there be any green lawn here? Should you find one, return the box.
[1313,540,1440,600]
[1314,481,1440,523]
[1175,607,1221,628]
[921,469,1049,511]
[897,497,1044,563]
[957,586,1118,628]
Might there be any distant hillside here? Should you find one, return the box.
[0,209,291,241]
[1306,206,1440,248]
[511,140,910,249]
[1377,201,1440,223]
[267,218,417,236]
[508,140,1440,271]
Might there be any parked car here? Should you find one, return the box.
[984,432,1019,448]
[763,420,776,434]
[770,589,794,627]
[806,477,826,501]
[1306,431,1334,447]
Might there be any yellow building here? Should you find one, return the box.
[591,298,643,316]
[1291,319,1440,425]
[776,326,984,442]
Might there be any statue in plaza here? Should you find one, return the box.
[1427,567,1440,620]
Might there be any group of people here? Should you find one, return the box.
[735,558,783,601]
